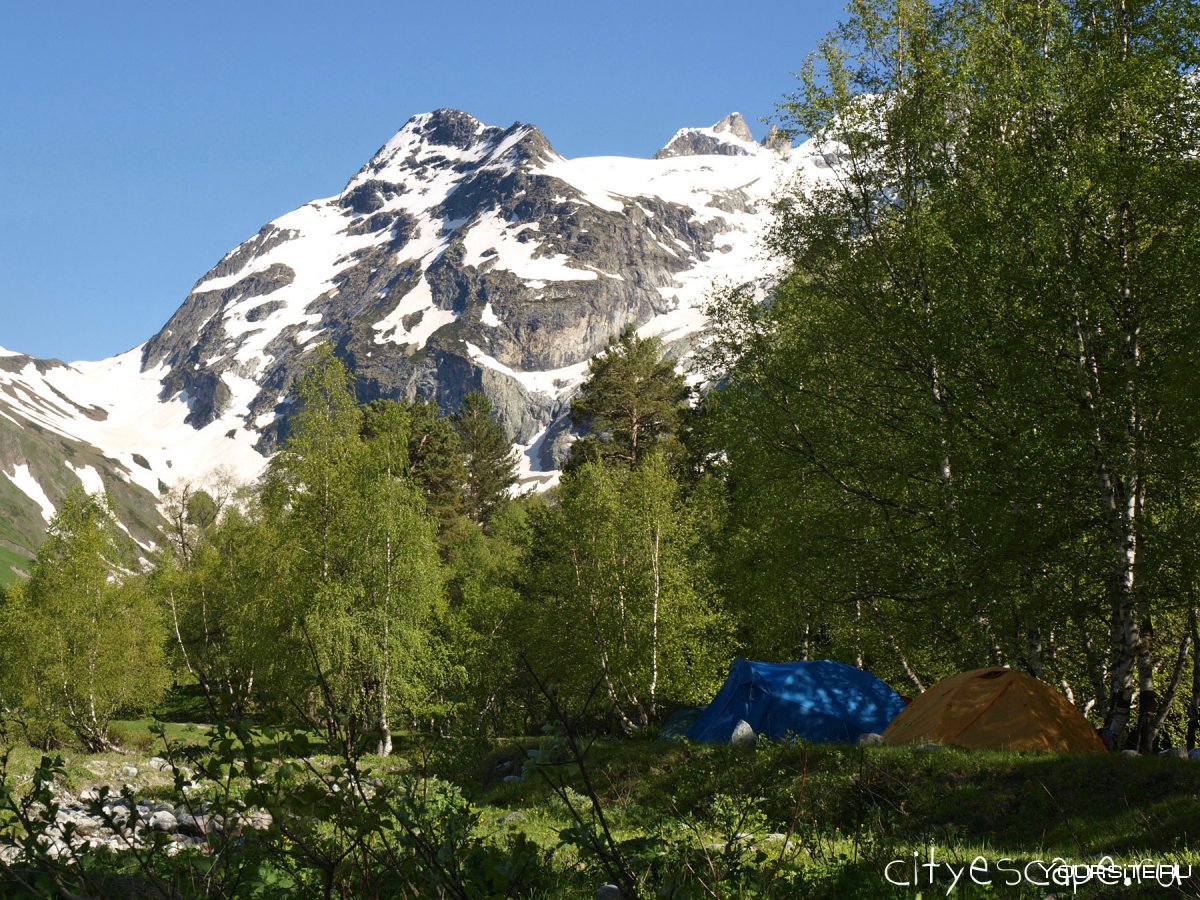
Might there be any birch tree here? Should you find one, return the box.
[263,346,445,752]
[704,0,1200,745]
[0,490,168,751]
[527,455,727,732]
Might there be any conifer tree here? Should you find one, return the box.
[568,328,690,471]
[453,391,518,525]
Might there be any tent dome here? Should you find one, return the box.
[882,667,1105,753]
[687,658,905,743]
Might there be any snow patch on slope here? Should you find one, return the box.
[462,213,598,282]
[374,278,457,350]
[464,342,590,401]
[67,461,105,496]
[5,464,55,522]
[0,348,268,497]
[479,303,501,327]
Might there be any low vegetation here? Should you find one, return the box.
[2,715,1198,897]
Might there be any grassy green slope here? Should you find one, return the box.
[466,739,1200,897]
[0,411,166,580]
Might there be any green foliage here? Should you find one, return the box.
[0,721,559,898]
[524,454,730,731]
[152,504,282,721]
[0,490,168,751]
[2,725,1198,899]
[441,499,534,734]
[361,397,469,530]
[452,391,518,526]
[568,327,691,472]
[701,0,1200,741]
[258,347,448,750]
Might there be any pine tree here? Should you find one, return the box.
[568,328,690,471]
[453,392,518,525]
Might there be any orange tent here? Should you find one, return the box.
[882,667,1105,753]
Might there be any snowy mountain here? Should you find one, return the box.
[0,109,830,578]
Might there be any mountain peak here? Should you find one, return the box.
[712,112,754,143]
[350,110,557,188]
[399,108,492,150]
[369,109,503,163]
[654,112,763,159]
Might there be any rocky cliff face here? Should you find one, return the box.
[0,109,829,578]
[656,112,762,158]
[135,108,812,475]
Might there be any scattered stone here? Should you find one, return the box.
[500,811,527,825]
[502,774,522,784]
[147,756,172,772]
[1159,748,1189,760]
[79,788,101,803]
[176,813,209,837]
[1120,749,1140,757]
[244,811,272,830]
[730,720,757,746]
[857,733,884,746]
[914,743,942,752]
[104,805,131,826]
[148,811,178,833]
[596,885,622,900]
[69,819,99,838]
[117,765,138,779]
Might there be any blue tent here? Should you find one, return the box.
[687,659,905,743]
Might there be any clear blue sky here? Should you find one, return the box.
[1,0,846,362]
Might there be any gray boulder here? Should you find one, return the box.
[177,813,220,838]
[148,811,178,833]
[857,732,884,746]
